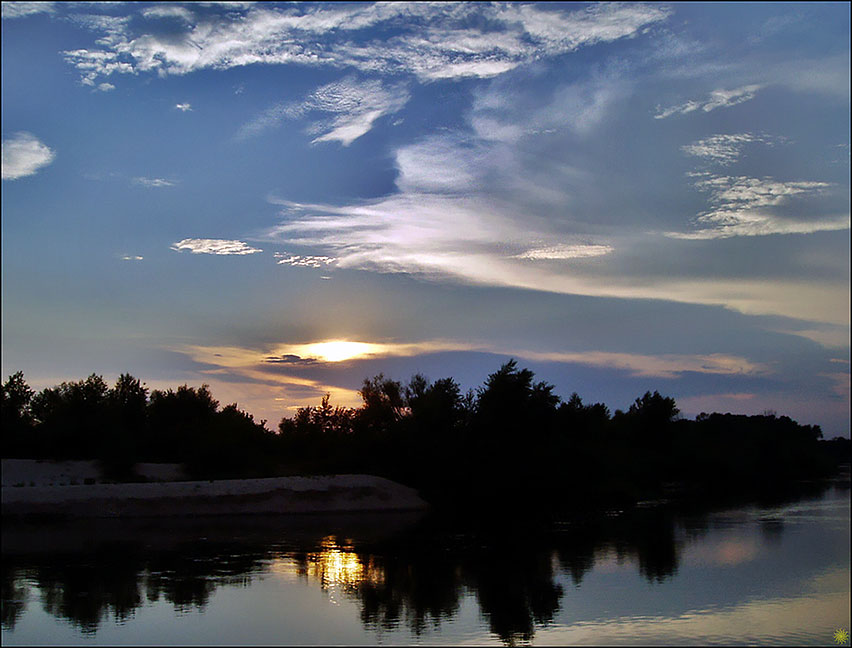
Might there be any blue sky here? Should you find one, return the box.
[2,1,849,436]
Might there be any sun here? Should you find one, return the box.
[835,629,850,645]
[301,341,377,363]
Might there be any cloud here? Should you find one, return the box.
[120,255,144,261]
[1,1,54,19]
[132,176,177,187]
[96,82,115,92]
[171,238,263,255]
[1,132,56,180]
[261,120,848,327]
[175,102,192,112]
[60,3,669,85]
[655,84,763,119]
[667,174,848,239]
[238,77,409,145]
[274,253,337,268]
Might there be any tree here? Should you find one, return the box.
[101,374,149,480]
[145,384,219,462]
[475,360,560,443]
[357,374,405,434]
[406,375,464,433]
[30,374,111,458]
[626,391,679,443]
[1,372,35,457]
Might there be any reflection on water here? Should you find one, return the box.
[2,485,850,646]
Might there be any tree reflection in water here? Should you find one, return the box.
[1,502,787,645]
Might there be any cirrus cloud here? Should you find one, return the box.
[655,84,763,119]
[59,3,670,86]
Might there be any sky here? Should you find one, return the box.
[1,1,849,437]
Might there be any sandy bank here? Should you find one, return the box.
[2,461,428,518]
[2,458,185,487]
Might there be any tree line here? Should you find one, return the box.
[2,362,848,510]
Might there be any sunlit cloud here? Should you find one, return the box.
[175,102,192,112]
[185,340,479,370]
[132,176,177,188]
[120,255,144,261]
[164,337,806,426]
[1,132,56,180]
[96,82,115,92]
[238,77,409,145]
[184,340,769,380]
[171,238,263,255]
[654,84,763,119]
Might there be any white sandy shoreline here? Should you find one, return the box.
[2,460,428,518]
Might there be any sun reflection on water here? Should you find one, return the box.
[270,536,385,594]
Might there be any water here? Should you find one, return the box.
[2,484,849,645]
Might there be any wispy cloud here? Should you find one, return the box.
[132,176,177,188]
[171,239,263,255]
[175,102,192,112]
[1,132,56,180]
[470,64,634,140]
[96,82,115,92]
[60,3,669,86]
[238,77,409,145]
[1,1,55,19]
[119,254,144,261]
[655,84,763,119]
[668,174,848,239]
[518,350,769,379]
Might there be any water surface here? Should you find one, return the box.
[2,484,849,645]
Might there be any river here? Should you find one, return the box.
[2,481,849,645]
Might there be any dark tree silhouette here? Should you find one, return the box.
[1,372,34,457]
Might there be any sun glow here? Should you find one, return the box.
[300,341,378,362]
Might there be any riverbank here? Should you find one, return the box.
[1,460,429,518]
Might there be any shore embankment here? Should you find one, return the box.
[1,460,429,518]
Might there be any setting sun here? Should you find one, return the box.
[300,341,378,363]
